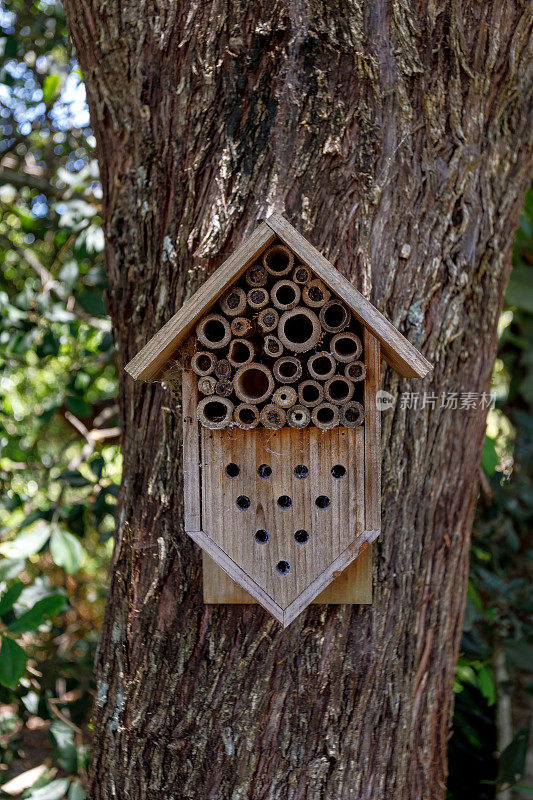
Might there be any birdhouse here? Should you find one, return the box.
[126,214,432,627]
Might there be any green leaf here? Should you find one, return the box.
[77,290,107,316]
[42,73,61,103]
[58,468,91,487]
[8,594,66,633]
[50,528,84,573]
[0,581,24,616]
[68,784,86,800]
[65,395,92,418]
[49,719,78,773]
[477,665,495,706]
[0,636,27,688]
[481,436,498,476]
[28,778,70,800]
[506,267,533,314]
[499,728,529,786]
[0,558,25,582]
[0,525,51,558]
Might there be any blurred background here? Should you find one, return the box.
[0,2,531,799]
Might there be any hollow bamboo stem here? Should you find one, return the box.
[344,360,366,382]
[277,307,321,353]
[287,404,311,429]
[197,375,217,395]
[256,307,279,335]
[197,396,234,429]
[245,263,268,287]
[230,316,254,337]
[324,375,355,405]
[311,402,340,430]
[247,287,269,310]
[233,403,260,429]
[234,363,275,404]
[271,279,301,311]
[227,338,255,368]
[339,400,365,427]
[263,335,284,359]
[191,351,216,376]
[298,379,324,407]
[330,332,362,362]
[214,358,232,379]
[292,265,312,285]
[215,379,233,397]
[259,404,287,430]
[307,351,336,381]
[302,279,330,308]
[262,243,294,277]
[196,313,231,349]
[273,356,303,384]
[220,287,247,317]
[319,299,351,333]
[272,386,297,408]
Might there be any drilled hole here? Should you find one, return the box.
[255,529,269,544]
[226,463,240,478]
[331,465,346,479]
[278,495,292,509]
[315,495,330,509]
[258,464,272,478]
[236,495,251,509]
[294,465,308,478]
[276,560,291,575]
[294,529,309,544]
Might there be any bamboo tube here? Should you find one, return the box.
[340,400,365,427]
[227,338,255,368]
[247,287,269,310]
[234,363,275,404]
[260,404,286,430]
[273,356,302,384]
[263,335,284,359]
[220,287,247,317]
[191,351,216,377]
[197,396,234,429]
[311,402,340,430]
[231,316,254,337]
[215,379,233,397]
[277,307,321,353]
[324,375,355,405]
[319,299,351,333]
[214,358,232,379]
[307,351,336,381]
[197,375,217,395]
[262,243,294,277]
[302,279,330,308]
[330,331,362,362]
[245,263,268,287]
[271,279,301,311]
[298,379,324,407]
[292,265,312,285]
[272,386,297,409]
[287,404,310,429]
[196,313,231,349]
[256,307,279,335]
[344,360,366,382]
[233,403,260,430]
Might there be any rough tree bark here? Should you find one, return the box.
[63,2,533,798]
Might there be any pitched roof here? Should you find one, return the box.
[125,214,432,381]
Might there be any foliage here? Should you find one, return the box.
[0,2,117,797]
[0,2,531,799]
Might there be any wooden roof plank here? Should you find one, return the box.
[265,213,432,379]
[125,221,277,380]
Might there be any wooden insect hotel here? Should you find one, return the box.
[126,214,432,627]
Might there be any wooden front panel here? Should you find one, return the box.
[201,426,364,610]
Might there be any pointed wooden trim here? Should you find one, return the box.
[125,222,276,380]
[188,529,378,627]
[265,213,432,379]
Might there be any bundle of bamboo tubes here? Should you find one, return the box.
[191,242,366,430]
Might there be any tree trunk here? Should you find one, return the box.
[63,2,533,797]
